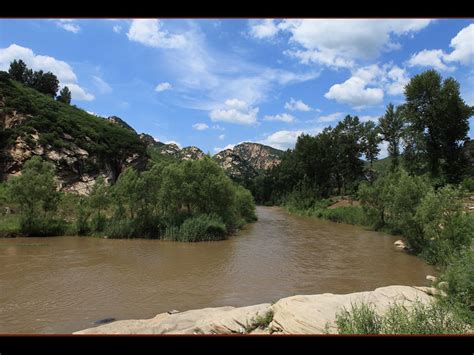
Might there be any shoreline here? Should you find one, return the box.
[74,285,436,335]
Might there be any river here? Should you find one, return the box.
[0,206,436,333]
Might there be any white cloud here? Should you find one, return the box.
[192,123,209,130]
[210,99,259,125]
[56,20,80,34]
[386,65,409,95]
[66,83,95,101]
[407,24,474,72]
[258,130,303,150]
[127,19,187,49]
[113,25,122,34]
[407,49,454,72]
[249,19,280,39]
[263,113,295,123]
[284,98,312,111]
[0,44,94,101]
[324,63,408,109]
[225,98,248,110]
[317,112,344,122]
[91,75,112,94]
[155,82,172,92]
[0,44,77,82]
[444,24,474,65]
[279,19,432,68]
[325,76,384,109]
[218,134,225,140]
[212,124,225,131]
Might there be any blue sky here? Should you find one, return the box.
[0,19,473,155]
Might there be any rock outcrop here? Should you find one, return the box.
[74,285,434,335]
[156,144,206,161]
[212,143,283,180]
[106,116,136,133]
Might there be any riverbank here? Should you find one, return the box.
[75,285,440,334]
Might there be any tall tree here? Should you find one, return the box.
[379,103,404,171]
[361,121,381,168]
[57,86,72,104]
[8,59,27,82]
[404,70,473,182]
[30,70,60,97]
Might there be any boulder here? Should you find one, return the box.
[394,240,407,249]
[270,285,433,334]
[75,303,271,335]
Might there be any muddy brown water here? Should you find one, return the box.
[0,206,437,333]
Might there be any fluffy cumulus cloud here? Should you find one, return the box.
[210,99,259,125]
[444,24,474,65]
[155,82,172,92]
[55,19,81,34]
[407,49,454,72]
[248,19,280,39]
[127,19,187,49]
[324,63,409,108]
[258,130,303,150]
[218,134,225,140]
[0,44,94,101]
[325,76,384,109]
[66,83,95,101]
[192,123,209,130]
[407,24,474,72]
[263,113,295,123]
[284,98,312,111]
[113,25,122,34]
[276,19,433,68]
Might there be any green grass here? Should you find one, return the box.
[0,214,21,235]
[334,300,469,334]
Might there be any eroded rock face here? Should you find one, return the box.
[233,143,282,171]
[157,144,206,161]
[3,131,147,195]
[212,149,257,179]
[212,143,283,180]
[74,285,434,335]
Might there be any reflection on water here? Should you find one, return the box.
[0,206,436,333]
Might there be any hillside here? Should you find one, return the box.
[0,73,147,194]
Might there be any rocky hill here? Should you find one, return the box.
[0,74,147,194]
[0,72,284,194]
[213,143,283,180]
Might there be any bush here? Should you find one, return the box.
[316,206,366,225]
[439,246,474,325]
[334,300,469,334]
[171,214,227,242]
[19,217,67,237]
[415,186,473,264]
[461,177,474,193]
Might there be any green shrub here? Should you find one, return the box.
[173,214,227,242]
[335,302,383,334]
[316,206,366,225]
[461,177,474,193]
[19,217,67,237]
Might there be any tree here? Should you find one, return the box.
[57,86,72,104]
[8,59,27,82]
[379,104,404,171]
[29,70,60,97]
[6,156,61,234]
[361,121,381,168]
[404,70,473,182]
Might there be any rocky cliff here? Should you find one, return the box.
[74,285,435,334]
[213,143,283,180]
[0,77,148,194]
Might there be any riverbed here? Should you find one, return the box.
[0,206,436,333]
